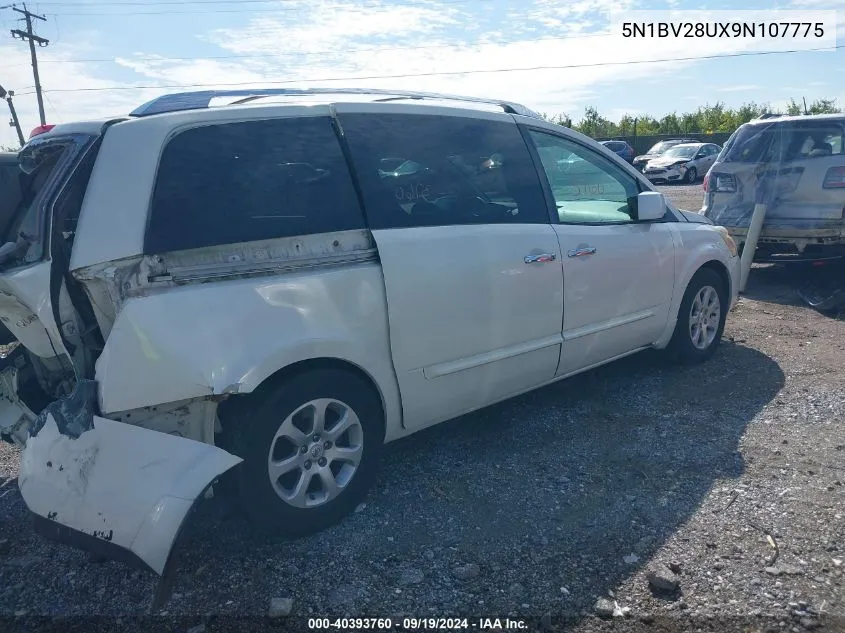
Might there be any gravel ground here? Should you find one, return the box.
[0,183,843,632]
[658,182,706,213]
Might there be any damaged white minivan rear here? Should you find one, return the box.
[0,88,739,593]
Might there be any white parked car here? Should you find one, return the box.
[0,88,740,580]
[643,142,722,184]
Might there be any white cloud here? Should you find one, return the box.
[111,1,769,117]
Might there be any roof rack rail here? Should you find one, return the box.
[129,88,543,119]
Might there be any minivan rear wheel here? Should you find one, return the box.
[232,368,384,537]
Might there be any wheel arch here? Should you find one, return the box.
[217,356,389,446]
[654,247,736,350]
[698,259,732,300]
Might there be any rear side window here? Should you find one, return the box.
[783,123,845,159]
[721,123,782,163]
[146,116,364,254]
[339,113,549,229]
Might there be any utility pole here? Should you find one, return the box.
[0,85,24,146]
[10,4,49,127]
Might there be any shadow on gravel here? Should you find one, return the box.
[168,341,785,621]
[744,263,845,319]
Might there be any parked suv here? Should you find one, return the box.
[0,88,739,579]
[702,114,845,262]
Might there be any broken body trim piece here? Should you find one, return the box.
[18,381,242,575]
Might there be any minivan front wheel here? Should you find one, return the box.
[665,268,727,364]
[232,368,384,537]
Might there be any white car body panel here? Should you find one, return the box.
[653,224,741,349]
[554,223,676,375]
[370,224,563,431]
[19,412,241,575]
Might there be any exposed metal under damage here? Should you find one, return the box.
[0,225,384,602]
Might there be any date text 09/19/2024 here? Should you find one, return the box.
[307,618,528,630]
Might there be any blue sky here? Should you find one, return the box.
[0,0,843,146]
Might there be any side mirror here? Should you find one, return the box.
[636,191,666,221]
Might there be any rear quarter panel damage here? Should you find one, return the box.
[92,261,403,440]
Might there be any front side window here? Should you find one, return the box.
[528,130,642,225]
[146,116,365,254]
[339,113,549,229]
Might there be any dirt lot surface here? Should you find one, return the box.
[0,183,843,632]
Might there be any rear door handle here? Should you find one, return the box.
[524,253,557,264]
[567,246,597,258]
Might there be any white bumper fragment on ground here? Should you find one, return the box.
[18,412,242,575]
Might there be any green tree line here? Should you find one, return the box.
[543,98,841,138]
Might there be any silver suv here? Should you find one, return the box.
[702,114,845,262]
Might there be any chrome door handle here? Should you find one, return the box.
[524,253,557,264]
[567,246,597,258]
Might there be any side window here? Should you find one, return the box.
[339,113,549,229]
[528,130,642,225]
[146,116,365,254]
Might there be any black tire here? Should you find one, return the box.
[665,268,727,365]
[685,167,698,184]
[231,368,384,538]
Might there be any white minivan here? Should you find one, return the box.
[0,88,740,581]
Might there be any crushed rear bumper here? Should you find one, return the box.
[16,380,242,579]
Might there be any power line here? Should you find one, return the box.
[4,32,614,66]
[20,44,843,96]
[45,0,480,17]
[40,0,318,4]
[40,0,299,5]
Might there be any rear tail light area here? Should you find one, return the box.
[706,172,736,193]
[822,166,845,188]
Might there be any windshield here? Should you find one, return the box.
[646,141,683,155]
[663,145,699,159]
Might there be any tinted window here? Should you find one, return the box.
[339,113,549,229]
[783,122,845,159]
[146,116,364,254]
[529,130,643,225]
